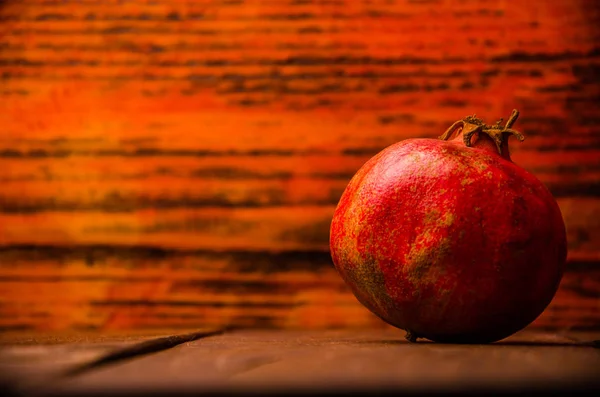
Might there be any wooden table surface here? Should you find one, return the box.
[1,328,599,396]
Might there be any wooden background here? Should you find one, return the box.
[0,0,598,333]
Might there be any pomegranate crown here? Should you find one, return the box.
[439,109,525,155]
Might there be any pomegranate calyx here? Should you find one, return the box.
[439,109,525,156]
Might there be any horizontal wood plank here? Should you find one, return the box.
[1,197,599,258]
[0,328,224,396]
[0,206,334,251]
[0,152,599,212]
[0,243,597,330]
[2,329,599,396]
[1,0,599,333]
[24,329,600,396]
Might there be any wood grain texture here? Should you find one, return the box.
[3,329,595,396]
[0,330,180,391]
[0,328,225,396]
[0,0,599,332]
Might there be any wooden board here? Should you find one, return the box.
[1,0,599,332]
[1,329,599,396]
[0,328,226,395]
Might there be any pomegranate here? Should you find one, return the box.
[329,110,567,343]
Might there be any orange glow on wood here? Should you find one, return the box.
[0,0,599,332]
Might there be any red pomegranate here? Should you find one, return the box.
[329,110,567,343]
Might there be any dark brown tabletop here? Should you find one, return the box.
[1,328,599,396]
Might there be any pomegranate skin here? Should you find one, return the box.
[329,119,567,343]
